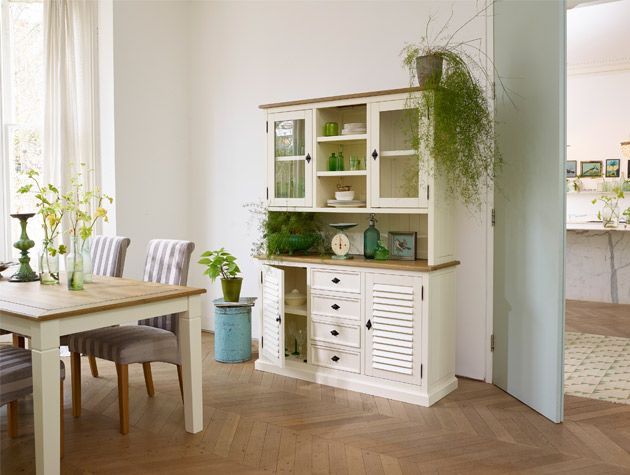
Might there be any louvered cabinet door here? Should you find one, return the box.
[261,265,284,367]
[365,273,422,385]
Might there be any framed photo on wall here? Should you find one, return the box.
[580,161,602,178]
[566,160,577,178]
[388,231,417,260]
[606,159,620,178]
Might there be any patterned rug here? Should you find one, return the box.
[565,331,630,404]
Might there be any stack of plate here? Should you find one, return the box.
[327,199,367,208]
[341,122,366,135]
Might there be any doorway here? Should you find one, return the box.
[564,0,630,406]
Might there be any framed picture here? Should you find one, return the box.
[566,160,577,178]
[388,231,417,261]
[580,161,602,178]
[606,158,621,178]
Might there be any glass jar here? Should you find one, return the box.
[81,237,93,283]
[39,241,60,285]
[66,237,84,291]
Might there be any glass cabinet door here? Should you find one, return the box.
[267,110,313,207]
[369,99,427,208]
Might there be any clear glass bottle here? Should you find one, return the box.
[363,214,380,259]
[82,237,93,283]
[66,237,84,291]
[39,240,59,285]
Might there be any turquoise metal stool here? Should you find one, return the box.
[213,298,256,363]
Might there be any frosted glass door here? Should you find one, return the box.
[267,110,313,207]
[370,100,427,208]
[493,0,565,423]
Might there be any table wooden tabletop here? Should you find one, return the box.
[0,276,206,321]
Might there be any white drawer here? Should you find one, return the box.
[310,318,360,349]
[310,345,361,374]
[311,269,361,294]
[311,293,360,322]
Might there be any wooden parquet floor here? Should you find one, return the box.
[4,333,630,474]
[566,299,630,338]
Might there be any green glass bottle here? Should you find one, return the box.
[328,152,337,171]
[363,214,380,259]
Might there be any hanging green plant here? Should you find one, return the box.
[401,9,504,210]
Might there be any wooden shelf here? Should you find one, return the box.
[285,304,307,316]
[269,206,428,214]
[381,150,415,157]
[317,170,367,177]
[275,155,305,162]
[317,134,367,143]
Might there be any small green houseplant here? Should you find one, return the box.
[199,248,242,302]
[593,187,624,228]
[401,6,503,210]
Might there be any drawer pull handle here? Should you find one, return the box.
[366,319,372,330]
[330,329,339,336]
[275,316,281,323]
[331,277,341,284]
[331,355,340,362]
[331,304,340,310]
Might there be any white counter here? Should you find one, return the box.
[566,222,630,231]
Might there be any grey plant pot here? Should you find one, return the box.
[416,54,444,90]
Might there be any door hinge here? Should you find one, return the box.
[261,336,264,348]
[420,364,423,379]
[260,270,263,284]
[266,187,269,200]
[492,82,496,101]
[491,208,496,227]
[426,185,430,201]
[266,121,268,133]
[421,285,424,301]
[490,334,495,352]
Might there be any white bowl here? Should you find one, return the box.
[335,190,355,201]
[285,289,306,306]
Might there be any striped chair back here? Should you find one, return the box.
[138,239,195,334]
[91,235,131,277]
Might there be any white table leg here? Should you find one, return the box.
[178,295,203,433]
[30,320,61,475]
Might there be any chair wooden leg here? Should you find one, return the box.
[12,335,25,348]
[70,352,81,417]
[88,355,99,378]
[7,400,18,438]
[142,362,155,397]
[176,365,184,402]
[60,381,64,459]
[116,363,129,435]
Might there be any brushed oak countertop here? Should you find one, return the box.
[257,254,460,272]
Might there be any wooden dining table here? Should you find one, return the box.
[0,275,206,475]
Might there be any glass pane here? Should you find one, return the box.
[379,110,419,199]
[5,2,45,258]
[274,119,306,199]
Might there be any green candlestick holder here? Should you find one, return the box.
[9,213,39,283]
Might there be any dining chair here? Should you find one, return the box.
[0,346,66,457]
[77,235,131,378]
[68,239,195,434]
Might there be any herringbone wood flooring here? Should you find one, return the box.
[566,299,630,338]
[3,333,630,474]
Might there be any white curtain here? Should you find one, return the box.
[43,0,99,193]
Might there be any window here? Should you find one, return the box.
[0,0,44,260]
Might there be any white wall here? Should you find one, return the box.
[111,0,191,278]
[188,0,491,380]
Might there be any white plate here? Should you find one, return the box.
[341,129,366,135]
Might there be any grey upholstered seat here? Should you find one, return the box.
[68,325,179,365]
[68,239,195,434]
[0,346,66,406]
[1,346,66,445]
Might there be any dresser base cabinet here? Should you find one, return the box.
[255,260,458,407]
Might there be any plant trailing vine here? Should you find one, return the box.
[401,5,504,210]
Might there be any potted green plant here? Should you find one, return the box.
[593,186,624,228]
[401,7,503,210]
[199,248,242,302]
